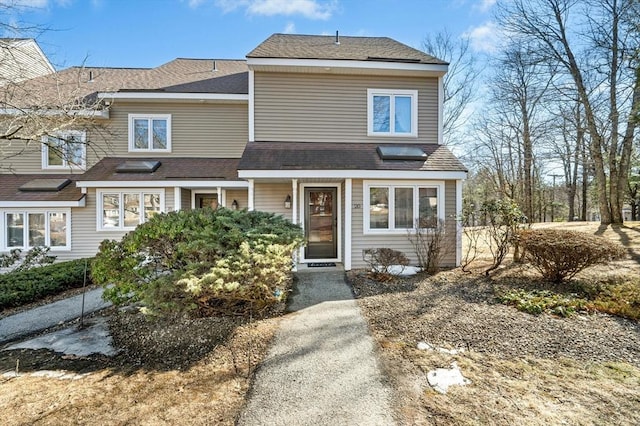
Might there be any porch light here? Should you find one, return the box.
[231,199,239,210]
[284,195,292,209]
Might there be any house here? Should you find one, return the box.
[0,33,467,270]
[0,38,55,85]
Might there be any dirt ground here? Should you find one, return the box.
[350,222,640,425]
[0,307,282,425]
[1,221,639,425]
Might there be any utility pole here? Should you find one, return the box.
[549,174,563,222]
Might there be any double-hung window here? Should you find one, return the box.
[128,114,171,152]
[367,89,418,137]
[364,181,444,233]
[41,131,86,169]
[3,210,71,250]
[98,190,164,231]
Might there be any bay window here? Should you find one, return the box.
[364,182,444,233]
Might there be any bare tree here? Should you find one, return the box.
[497,0,640,224]
[423,30,480,146]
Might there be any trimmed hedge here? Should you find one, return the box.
[518,229,626,282]
[0,258,92,310]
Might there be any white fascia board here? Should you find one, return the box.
[98,92,249,101]
[0,197,86,208]
[247,57,448,75]
[0,108,109,119]
[238,169,467,180]
[75,180,250,189]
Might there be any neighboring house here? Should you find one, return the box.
[0,38,55,85]
[0,33,467,270]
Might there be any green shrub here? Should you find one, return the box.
[0,258,92,309]
[518,229,626,283]
[92,208,304,316]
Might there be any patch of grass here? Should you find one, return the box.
[497,289,588,317]
[496,276,640,320]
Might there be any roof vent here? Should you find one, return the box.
[335,30,340,46]
[88,70,94,82]
[212,60,217,72]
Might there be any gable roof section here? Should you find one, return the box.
[0,174,85,206]
[247,34,446,65]
[0,38,55,85]
[238,142,467,178]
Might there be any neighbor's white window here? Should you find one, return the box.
[3,210,71,250]
[367,89,418,137]
[98,190,164,230]
[41,131,86,169]
[364,181,443,234]
[128,114,171,152]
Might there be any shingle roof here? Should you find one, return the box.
[79,157,242,182]
[0,174,84,203]
[247,34,446,65]
[238,142,467,172]
[4,59,248,108]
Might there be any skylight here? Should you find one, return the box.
[115,160,161,173]
[19,178,71,192]
[377,146,427,161]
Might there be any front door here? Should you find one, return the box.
[195,193,218,209]
[305,187,338,259]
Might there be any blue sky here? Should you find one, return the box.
[4,0,499,69]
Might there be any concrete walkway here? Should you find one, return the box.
[0,287,110,344]
[237,268,396,426]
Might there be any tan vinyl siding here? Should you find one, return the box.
[254,72,438,144]
[107,102,248,158]
[253,182,292,220]
[180,188,191,211]
[350,179,457,268]
[0,128,105,174]
[225,189,248,210]
[0,101,248,174]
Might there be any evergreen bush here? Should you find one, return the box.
[92,208,304,316]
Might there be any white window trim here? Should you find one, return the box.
[367,89,418,137]
[96,189,165,231]
[128,114,172,153]
[41,130,87,170]
[363,180,445,235]
[1,208,72,251]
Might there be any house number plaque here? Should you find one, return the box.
[352,203,362,209]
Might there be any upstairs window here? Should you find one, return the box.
[367,89,418,137]
[128,114,171,152]
[41,131,86,169]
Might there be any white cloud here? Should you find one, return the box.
[464,21,502,53]
[187,0,205,8]
[474,0,496,13]
[215,0,336,20]
[283,21,296,33]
